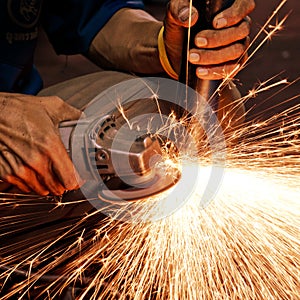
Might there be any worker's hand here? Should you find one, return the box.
[164,0,255,79]
[0,93,83,195]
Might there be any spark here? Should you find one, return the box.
[116,97,135,130]
[243,75,289,101]
[0,0,299,299]
[1,88,299,299]
[216,0,289,94]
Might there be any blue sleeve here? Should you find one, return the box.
[42,0,144,55]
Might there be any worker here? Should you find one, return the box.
[0,0,255,196]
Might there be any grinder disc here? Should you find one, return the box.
[98,167,180,203]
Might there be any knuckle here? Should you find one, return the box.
[50,96,63,104]
[249,0,256,12]
[65,183,79,192]
[209,31,219,45]
[234,0,255,20]
[44,96,65,113]
[232,43,245,56]
[240,20,251,36]
[64,174,80,190]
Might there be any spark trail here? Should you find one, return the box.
[0,0,299,299]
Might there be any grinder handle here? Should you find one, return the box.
[59,120,78,154]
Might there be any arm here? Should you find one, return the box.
[87,8,163,74]
[86,0,255,79]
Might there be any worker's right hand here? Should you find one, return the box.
[0,93,83,195]
[164,0,255,79]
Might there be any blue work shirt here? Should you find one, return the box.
[0,0,144,95]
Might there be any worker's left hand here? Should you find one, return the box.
[0,93,83,195]
[164,0,255,79]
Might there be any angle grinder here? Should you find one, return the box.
[59,97,182,202]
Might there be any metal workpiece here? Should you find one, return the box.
[179,0,235,111]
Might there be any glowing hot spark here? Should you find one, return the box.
[1,89,299,299]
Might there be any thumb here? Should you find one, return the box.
[167,0,198,27]
[163,0,199,74]
[41,96,83,123]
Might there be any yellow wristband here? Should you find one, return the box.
[158,26,179,80]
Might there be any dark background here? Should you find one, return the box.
[34,0,299,118]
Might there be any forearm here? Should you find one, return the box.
[87,8,164,74]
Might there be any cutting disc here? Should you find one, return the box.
[97,166,180,203]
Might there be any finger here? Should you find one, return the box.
[189,42,247,66]
[195,58,247,80]
[168,0,198,27]
[17,123,84,194]
[1,149,52,195]
[3,175,32,193]
[0,150,31,193]
[11,140,70,195]
[195,18,251,48]
[32,163,69,196]
[22,166,66,196]
[17,166,51,196]
[28,149,72,195]
[45,136,83,191]
[213,0,255,29]
[1,133,71,195]
[41,96,83,123]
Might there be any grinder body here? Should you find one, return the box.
[59,98,181,202]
